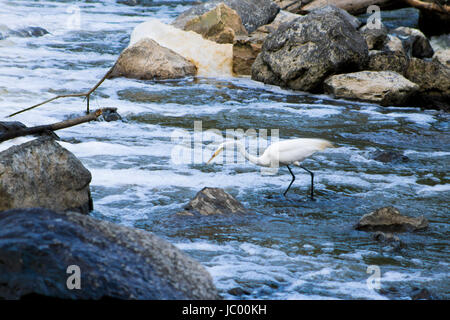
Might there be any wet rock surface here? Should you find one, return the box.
[355,206,428,232]
[178,187,247,216]
[0,208,220,300]
[0,137,92,214]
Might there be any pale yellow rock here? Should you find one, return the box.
[324,71,419,106]
[130,19,233,77]
[184,3,247,44]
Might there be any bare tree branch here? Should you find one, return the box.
[403,0,450,13]
[0,109,105,142]
[7,65,115,118]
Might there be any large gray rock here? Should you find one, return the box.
[0,208,220,300]
[355,206,428,232]
[233,10,300,75]
[0,137,92,214]
[172,0,280,34]
[108,38,197,80]
[252,5,368,92]
[324,71,419,106]
[405,57,450,111]
[432,49,450,68]
[178,187,247,216]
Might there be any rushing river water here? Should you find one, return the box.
[0,0,449,300]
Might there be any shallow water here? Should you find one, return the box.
[0,0,449,300]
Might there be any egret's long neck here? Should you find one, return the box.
[224,140,260,165]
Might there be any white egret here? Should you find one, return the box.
[207,138,334,200]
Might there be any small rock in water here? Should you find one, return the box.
[372,231,406,250]
[98,108,122,122]
[371,150,409,163]
[178,187,247,216]
[8,26,49,38]
[410,287,434,300]
[355,206,428,232]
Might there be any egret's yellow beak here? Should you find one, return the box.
[207,148,222,164]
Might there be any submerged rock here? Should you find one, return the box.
[252,5,368,92]
[372,231,405,250]
[355,207,428,232]
[324,71,419,106]
[108,38,197,80]
[184,3,247,44]
[178,187,247,216]
[172,0,280,34]
[0,208,220,300]
[0,137,93,214]
[370,150,409,163]
[1,26,49,39]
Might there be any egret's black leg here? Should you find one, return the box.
[300,165,314,200]
[283,165,295,197]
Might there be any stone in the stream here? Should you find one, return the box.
[5,26,49,38]
[184,3,247,44]
[252,5,368,92]
[405,58,450,111]
[233,10,299,75]
[323,71,419,106]
[98,108,122,122]
[0,208,220,300]
[172,0,280,34]
[108,38,197,80]
[391,27,434,59]
[372,231,405,250]
[370,150,409,163]
[355,207,428,232]
[178,187,247,216]
[0,137,92,214]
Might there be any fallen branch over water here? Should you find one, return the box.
[7,66,114,118]
[0,109,104,142]
[403,0,450,13]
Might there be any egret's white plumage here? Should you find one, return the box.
[207,138,334,199]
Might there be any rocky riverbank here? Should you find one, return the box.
[110,0,449,111]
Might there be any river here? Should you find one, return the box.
[0,0,449,299]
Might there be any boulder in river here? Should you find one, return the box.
[233,10,299,75]
[324,71,419,106]
[108,38,197,80]
[405,57,450,111]
[0,137,92,214]
[178,187,247,216]
[251,5,368,92]
[355,206,428,232]
[391,27,434,59]
[0,208,220,299]
[183,3,247,44]
[5,26,49,38]
[172,0,280,34]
